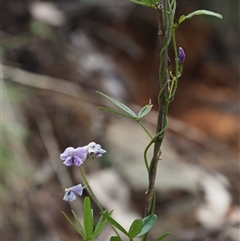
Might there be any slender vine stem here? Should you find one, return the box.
[144,2,177,240]
[79,166,103,211]
[143,123,168,172]
[169,27,179,99]
[138,120,153,139]
[143,5,170,237]
[79,166,121,238]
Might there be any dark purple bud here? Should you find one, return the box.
[178,47,185,64]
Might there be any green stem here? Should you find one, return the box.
[79,166,103,211]
[137,120,153,139]
[143,6,173,241]
[169,27,179,99]
[143,123,168,172]
[79,166,121,238]
[143,4,177,240]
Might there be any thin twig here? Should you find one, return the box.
[2,64,91,101]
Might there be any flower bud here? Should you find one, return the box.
[178,47,185,64]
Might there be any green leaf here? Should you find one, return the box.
[91,210,113,240]
[101,212,128,236]
[83,197,93,239]
[178,10,223,25]
[110,236,122,241]
[128,219,143,239]
[127,0,156,8]
[154,232,171,241]
[177,15,186,25]
[71,210,84,233]
[61,211,86,239]
[136,214,157,237]
[96,91,138,118]
[137,104,153,119]
[98,107,136,120]
[185,10,223,20]
[128,0,150,7]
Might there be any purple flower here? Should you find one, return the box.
[87,142,106,158]
[60,146,88,166]
[60,142,106,166]
[178,47,185,64]
[63,184,83,202]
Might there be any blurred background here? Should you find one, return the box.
[1,0,239,241]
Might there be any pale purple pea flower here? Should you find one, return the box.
[63,184,83,202]
[60,142,106,167]
[178,47,185,64]
[60,146,88,166]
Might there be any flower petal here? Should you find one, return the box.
[88,143,99,154]
[63,156,74,166]
[73,156,83,166]
[96,152,105,158]
[60,147,75,160]
[74,147,88,160]
[63,191,77,202]
[71,184,83,196]
[86,142,96,153]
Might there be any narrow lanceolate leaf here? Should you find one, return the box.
[128,0,156,8]
[136,214,157,237]
[96,91,138,118]
[71,210,84,233]
[178,10,223,25]
[83,197,93,239]
[101,212,128,236]
[177,15,186,25]
[110,236,122,241]
[98,107,136,120]
[128,0,150,7]
[185,10,223,20]
[128,219,143,239]
[91,211,113,240]
[154,232,171,241]
[61,211,86,239]
[137,104,153,119]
